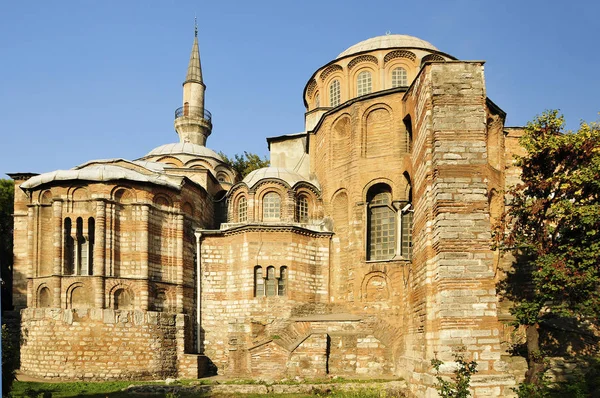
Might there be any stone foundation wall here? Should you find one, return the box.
[20,308,195,380]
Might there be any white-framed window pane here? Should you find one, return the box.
[329,80,340,107]
[357,71,372,96]
[263,192,281,220]
[391,67,408,88]
[296,196,309,222]
[238,196,247,222]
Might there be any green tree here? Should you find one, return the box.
[0,179,13,309]
[218,151,270,178]
[431,348,478,398]
[498,110,600,386]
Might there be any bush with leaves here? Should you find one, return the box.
[431,348,478,398]
[2,324,18,396]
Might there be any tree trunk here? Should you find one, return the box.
[525,323,545,385]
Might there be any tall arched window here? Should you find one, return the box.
[64,218,74,275]
[262,192,281,221]
[278,266,287,296]
[254,266,264,297]
[114,288,133,310]
[76,217,86,275]
[391,67,408,88]
[265,266,276,297]
[238,196,248,222]
[329,79,341,107]
[357,71,372,96]
[367,184,396,261]
[296,195,309,223]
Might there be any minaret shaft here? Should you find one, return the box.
[175,33,211,146]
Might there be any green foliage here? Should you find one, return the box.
[500,110,600,327]
[218,151,270,178]
[0,179,14,307]
[431,349,478,398]
[2,324,18,396]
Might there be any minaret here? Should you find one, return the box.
[174,20,212,146]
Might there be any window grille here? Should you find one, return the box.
[238,196,248,222]
[329,80,341,107]
[391,67,408,87]
[367,185,396,260]
[296,195,309,223]
[357,71,372,96]
[263,192,281,220]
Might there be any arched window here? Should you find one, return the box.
[314,92,320,108]
[357,71,372,96]
[265,266,276,297]
[254,266,264,297]
[76,217,86,275]
[238,196,248,222]
[391,67,408,88]
[262,192,281,221]
[38,287,51,308]
[114,288,133,310]
[400,203,413,259]
[278,266,287,296]
[296,195,309,223]
[367,184,396,261]
[64,218,74,275]
[329,79,341,107]
[87,217,95,275]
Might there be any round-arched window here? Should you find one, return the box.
[391,67,408,88]
[357,71,372,96]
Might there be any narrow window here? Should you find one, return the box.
[262,192,281,221]
[64,218,74,275]
[254,266,264,297]
[391,67,408,88]
[314,92,320,108]
[38,287,51,308]
[401,206,413,259]
[367,184,396,261]
[114,288,133,310]
[88,217,95,275]
[278,266,287,296]
[76,217,85,275]
[238,196,248,222]
[329,79,341,107]
[296,195,309,223]
[357,71,372,96]
[266,266,276,297]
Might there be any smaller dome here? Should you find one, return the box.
[145,142,223,161]
[337,34,438,59]
[242,167,319,189]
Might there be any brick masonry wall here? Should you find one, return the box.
[20,308,191,380]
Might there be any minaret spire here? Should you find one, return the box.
[174,22,212,146]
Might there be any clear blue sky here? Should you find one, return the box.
[1,0,599,176]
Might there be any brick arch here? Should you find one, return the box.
[153,193,173,208]
[351,65,378,97]
[331,114,352,168]
[111,186,136,203]
[107,282,137,310]
[36,283,52,308]
[155,156,183,167]
[347,54,378,70]
[66,282,93,309]
[384,49,417,64]
[230,189,250,223]
[361,271,392,302]
[182,201,194,217]
[319,64,343,82]
[362,177,396,201]
[306,78,317,98]
[400,172,412,202]
[420,53,446,67]
[71,186,89,201]
[361,103,394,158]
[39,189,53,205]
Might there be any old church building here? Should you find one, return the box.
[10,31,525,396]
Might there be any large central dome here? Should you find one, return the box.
[337,34,438,59]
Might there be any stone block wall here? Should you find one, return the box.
[20,308,197,380]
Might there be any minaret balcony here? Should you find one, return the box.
[175,106,212,123]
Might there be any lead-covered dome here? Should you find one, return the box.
[242,167,320,189]
[337,34,438,59]
[145,142,223,161]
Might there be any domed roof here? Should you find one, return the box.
[337,34,438,59]
[145,142,223,161]
[242,167,319,189]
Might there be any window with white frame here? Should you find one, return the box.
[329,79,341,107]
[262,192,281,220]
[238,196,248,222]
[357,71,372,96]
[367,184,396,261]
[391,67,408,88]
[296,195,309,223]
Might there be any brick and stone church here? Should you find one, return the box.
[10,30,526,396]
